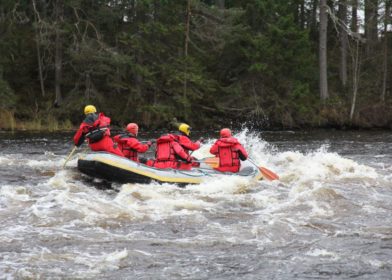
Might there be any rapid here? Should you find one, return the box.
[0,129,391,279]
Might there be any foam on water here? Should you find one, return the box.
[13,130,383,222]
[1,129,390,278]
[1,129,383,226]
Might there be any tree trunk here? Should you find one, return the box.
[319,0,329,101]
[32,0,46,97]
[54,0,63,107]
[311,0,318,33]
[184,0,191,102]
[216,0,225,9]
[350,41,361,122]
[300,0,305,29]
[351,0,358,32]
[338,0,348,86]
[364,0,378,55]
[381,0,391,102]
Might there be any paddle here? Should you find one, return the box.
[63,146,77,168]
[196,157,279,180]
[194,157,219,168]
[247,157,279,181]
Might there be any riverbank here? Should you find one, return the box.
[2,104,392,132]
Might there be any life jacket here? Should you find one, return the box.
[83,113,110,143]
[215,138,242,168]
[155,134,177,162]
[114,133,138,161]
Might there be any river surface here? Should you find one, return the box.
[0,129,391,279]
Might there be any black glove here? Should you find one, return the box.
[76,135,85,147]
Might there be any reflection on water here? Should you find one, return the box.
[0,129,391,279]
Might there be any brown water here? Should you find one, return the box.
[0,129,391,279]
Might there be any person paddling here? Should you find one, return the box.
[175,123,203,167]
[150,132,196,170]
[209,128,248,173]
[113,123,152,163]
[73,105,124,156]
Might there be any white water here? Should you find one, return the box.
[0,130,391,279]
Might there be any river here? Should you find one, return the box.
[0,129,391,279]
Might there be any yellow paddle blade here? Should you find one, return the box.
[259,166,279,181]
[202,157,219,168]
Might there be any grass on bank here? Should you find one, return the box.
[0,109,73,132]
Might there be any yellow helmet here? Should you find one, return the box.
[178,123,191,136]
[84,105,97,115]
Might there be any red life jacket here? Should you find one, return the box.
[82,113,110,143]
[152,134,192,169]
[114,133,138,161]
[74,113,110,146]
[155,134,177,162]
[73,113,124,157]
[210,137,248,173]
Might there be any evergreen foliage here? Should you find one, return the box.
[0,0,391,130]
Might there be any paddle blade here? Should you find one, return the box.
[203,157,219,168]
[259,166,279,181]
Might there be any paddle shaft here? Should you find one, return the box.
[63,146,77,168]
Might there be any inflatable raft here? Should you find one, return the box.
[77,152,263,184]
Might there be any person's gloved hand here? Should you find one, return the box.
[198,137,205,143]
[146,141,153,147]
[76,135,85,147]
[186,156,196,163]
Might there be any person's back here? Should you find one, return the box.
[152,134,194,170]
[73,105,124,157]
[113,123,151,162]
[210,128,248,173]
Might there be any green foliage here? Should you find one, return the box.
[0,76,15,109]
[0,0,390,130]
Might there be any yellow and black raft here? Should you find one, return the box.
[77,152,263,185]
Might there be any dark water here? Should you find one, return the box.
[0,129,391,279]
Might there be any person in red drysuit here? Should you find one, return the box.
[209,128,248,173]
[113,123,152,162]
[175,123,203,168]
[73,105,124,157]
[176,123,202,155]
[150,133,195,170]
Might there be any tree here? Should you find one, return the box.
[364,0,379,55]
[338,0,348,86]
[319,0,329,101]
[381,0,391,102]
[54,0,64,107]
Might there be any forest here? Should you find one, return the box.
[0,0,391,131]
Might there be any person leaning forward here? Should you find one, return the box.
[149,133,196,170]
[209,128,248,173]
[113,123,152,163]
[73,105,124,157]
[174,123,203,168]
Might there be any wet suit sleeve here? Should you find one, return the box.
[209,141,219,155]
[127,138,150,153]
[237,144,248,161]
[179,136,200,151]
[73,124,86,146]
[172,141,191,161]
